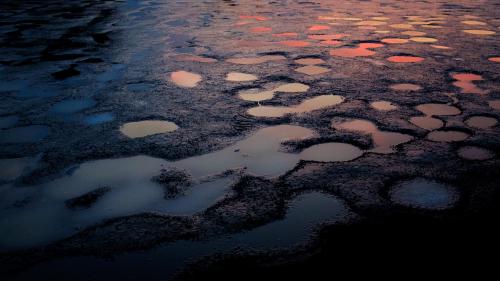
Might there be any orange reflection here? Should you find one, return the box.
[279,40,311,47]
[452,73,486,94]
[250,26,272,33]
[308,25,330,31]
[387,56,424,63]
[330,43,384,57]
[273,32,299,37]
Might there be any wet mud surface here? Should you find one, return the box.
[1,0,500,280]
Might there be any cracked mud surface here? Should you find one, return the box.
[1,0,500,280]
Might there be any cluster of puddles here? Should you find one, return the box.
[1,6,500,279]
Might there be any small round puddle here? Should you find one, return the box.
[427,130,469,142]
[457,146,495,161]
[120,120,178,138]
[170,71,202,88]
[389,178,460,210]
[465,116,497,129]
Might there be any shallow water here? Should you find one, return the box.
[13,191,356,281]
[1,0,500,278]
[389,178,460,210]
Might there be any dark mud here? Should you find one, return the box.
[1,0,500,280]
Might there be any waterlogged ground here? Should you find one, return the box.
[1,0,500,280]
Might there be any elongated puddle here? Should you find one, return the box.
[330,43,384,57]
[332,119,413,154]
[0,125,363,250]
[389,178,460,210]
[13,192,356,281]
[387,56,424,63]
[120,120,179,138]
[247,95,344,118]
[226,72,258,82]
[238,83,309,102]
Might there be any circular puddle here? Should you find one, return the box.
[457,146,495,161]
[299,142,364,162]
[170,71,202,88]
[427,130,469,142]
[389,178,460,210]
[410,116,443,130]
[387,56,424,63]
[370,101,398,111]
[226,72,258,82]
[465,116,498,129]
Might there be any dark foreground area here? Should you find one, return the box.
[1,0,500,280]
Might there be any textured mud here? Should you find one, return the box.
[1,0,500,280]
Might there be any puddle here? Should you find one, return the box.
[273,32,298,37]
[330,43,384,58]
[431,45,451,50]
[83,113,115,125]
[295,58,326,65]
[409,37,438,43]
[279,40,311,47]
[247,95,344,118]
[390,23,414,29]
[488,57,500,63]
[415,104,461,116]
[0,125,367,249]
[308,25,330,31]
[120,120,179,138]
[389,178,459,210]
[387,56,424,63]
[461,20,486,26]
[370,101,398,111]
[226,72,258,82]
[300,143,363,162]
[295,65,330,75]
[463,29,495,35]
[238,83,309,102]
[410,117,443,130]
[451,73,486,94]
[170,71,202,88]
[381,38,409,44]
[402,30,426,36]
[50,99,96,115]
[489,100,500,110]
[465,116,497,129]
[226,55,286,65]
[390,83,422,91]
[12,192,355,280]
[0,125,50,144]
[457,146,495,161]
[332,119,413,154]
[250,26,272,33]
[0,115,19,129]
[427,130,469,142]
